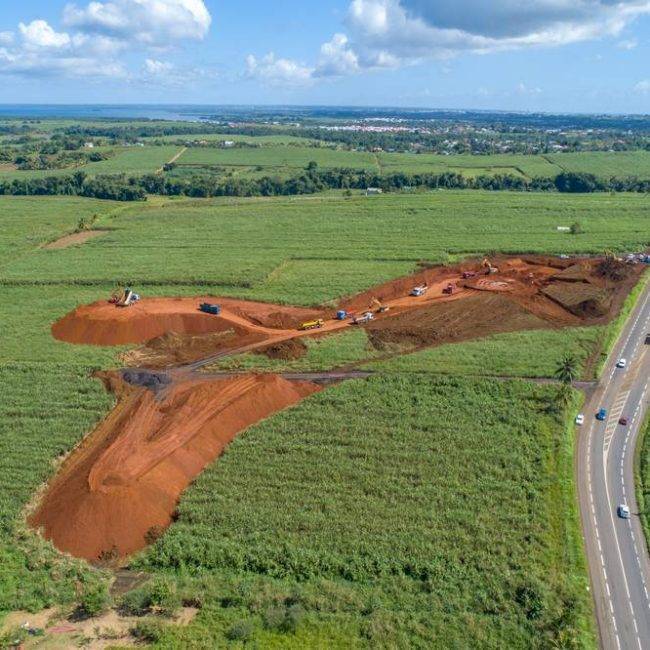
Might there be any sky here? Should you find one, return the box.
[1,0,650,113]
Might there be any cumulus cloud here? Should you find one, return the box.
[245,53,314,87]
[0,0,212,82]
[63,0,211,46]
[346,0,650,61]
[19,20,71,49]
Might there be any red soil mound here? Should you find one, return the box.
[29,374,319,561]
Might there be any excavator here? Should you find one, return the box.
[109,287,140,307]
[482,258,499,275]
[369,297,390,314]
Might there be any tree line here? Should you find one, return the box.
[0,169,648,202]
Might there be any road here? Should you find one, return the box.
[578,281,650,650]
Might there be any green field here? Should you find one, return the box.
[0,186,620,646]
[548,151,650,178]
[1,192,647,304]
[637,417,650,551]
[136,375,594,648]
[0,145,182,179]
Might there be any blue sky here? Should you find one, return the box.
[1,0,650,113]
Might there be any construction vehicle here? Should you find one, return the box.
[369,298,390,314]
[410,284,428,297]
[352,311,374,325]
[336,310,348,320]
[462,271,477,279]
[199,303,221,315]
[442,283,456,295]
[482,258,499,274]
[113,287,140,308]
[298,318,324,331]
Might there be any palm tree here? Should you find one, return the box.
[555,355,579,385]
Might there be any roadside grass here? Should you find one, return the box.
[365,326,603,379]
[0,362,113,614]
[136,375,595,648]
[636,417,650,555]
[593,270,648,377]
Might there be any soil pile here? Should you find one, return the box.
[122,327,268,368]
[29,374,319,561]
[256,338,308,360]
[367,293,550,349]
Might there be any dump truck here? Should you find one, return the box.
[298,318,324,331]
[410,284,428,297]
[352,311,374,325]
[462,271,476,279]
[199,303,221,315]
[442,283,456,295]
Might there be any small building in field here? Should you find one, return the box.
[366,187,383,196]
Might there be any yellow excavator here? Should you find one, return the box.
[482,258,499,274]
[369,297,390,313]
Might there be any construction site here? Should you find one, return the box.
[31,254,645,562]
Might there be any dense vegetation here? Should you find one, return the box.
[637,418,650,550]
[136,375,593,648]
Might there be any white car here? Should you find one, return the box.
[616,358,627,368]
[575,414,585,426]
[617,504,630,519]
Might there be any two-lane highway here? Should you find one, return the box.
[578,282,650,649]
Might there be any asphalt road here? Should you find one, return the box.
[578,282,650,649]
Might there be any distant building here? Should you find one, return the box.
[222,140,236,148]
[83,142,94,148]
[366,187,383,196]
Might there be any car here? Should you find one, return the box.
[645,334,650,345]
[617,504,631,519]
[575,414,585,426]
[596,408,607,421]
[616,358,627,368]
[619,417,629,426]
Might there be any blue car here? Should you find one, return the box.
[596,408,607,421]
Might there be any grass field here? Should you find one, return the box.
[0,146,182,179]
[1,192,647,304]
[208,326,603,380]
[136,375,594,648]
[0,188,616,646]
[547,151,650,178]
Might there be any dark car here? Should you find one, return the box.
[619,417,629,426]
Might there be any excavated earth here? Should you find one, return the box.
[34,254,645,561]
[29,373,319,560]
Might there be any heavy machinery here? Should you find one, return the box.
[482,258,499,274]
[369,298,390,313]
[410,284,428,297]
[462,271,477,279]
[442,283,456,295]
[352,311,374,325]
[112,287,140,307]
[336,310,348,320]
[199,303,221,315]
[298,318,324,331]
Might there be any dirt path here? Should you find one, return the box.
[156,146,187,173]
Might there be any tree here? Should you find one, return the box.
[555,355,578,385]
[570,221,583,235]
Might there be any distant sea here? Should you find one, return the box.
[0,105,213,121]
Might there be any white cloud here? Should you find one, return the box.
[517,82,542,95]
[617,38,638,49]
[0,0,213,82]
[63,0,211,46]
[315,33,360,77]
[19,20,71,49]
[346,0,650,63]
[634,79,650,93]
[245,53,314,87]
